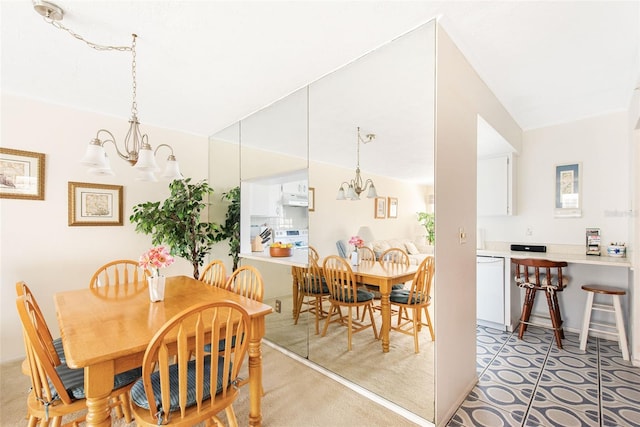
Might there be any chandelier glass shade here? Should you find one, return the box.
[336,127,378,201]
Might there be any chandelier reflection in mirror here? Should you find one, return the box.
[33,1,182,182]
[336,127,378,200]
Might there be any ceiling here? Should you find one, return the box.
[2,1,639,181]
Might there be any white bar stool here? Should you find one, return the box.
[579,284,629,361]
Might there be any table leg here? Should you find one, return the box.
[291,269,298,317]
[84,361,113,427]
[248,317,265,427]
[380,291,391,353]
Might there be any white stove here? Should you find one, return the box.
[272,229,308,248]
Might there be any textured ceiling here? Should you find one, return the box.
[2,1,639,182]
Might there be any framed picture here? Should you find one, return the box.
[308,187,315,212]
[554,163,582,218]
[387,197,398,218]
[0,148,45,200]
[374,197,386,219]
[68,182,123,226]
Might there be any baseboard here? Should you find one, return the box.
[437,376,477,427]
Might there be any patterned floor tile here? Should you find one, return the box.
[601,405,640,426]
[544,353,599,372]
[524,405,599,426]
[469,381,531,411]
[601,383,640,406]
[538,366,598,390]
[447,398,524,427]
[599,367,640,387]
[479,367,537,393]
[533,380,599,413]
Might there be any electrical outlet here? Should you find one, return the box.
[275,299,282,313]
[526,226,533,236]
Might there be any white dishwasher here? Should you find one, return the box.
[476,256,505,328]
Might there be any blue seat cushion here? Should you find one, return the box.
[53,337,66,364]
[203,335,239,354]
[391,284,404,290]
[53,363,142,400]
[390,290,430,304]
[303,277,329,294]
[130,355,228,413]
[336,289,374,303]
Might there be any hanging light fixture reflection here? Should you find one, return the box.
[336,127,378,201]
[33,1,182,182]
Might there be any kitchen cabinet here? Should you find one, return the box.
[476,256,505,328]
[478,153,515,216]
[282,180,308,196]
[250,183,281,217]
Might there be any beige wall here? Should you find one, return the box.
[1,94,208,362]
[434,24,523,426]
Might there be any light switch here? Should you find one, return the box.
[459,227,467,244]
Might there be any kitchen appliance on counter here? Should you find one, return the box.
[272,229,308,248]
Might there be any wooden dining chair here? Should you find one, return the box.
[130,300,251,426]
[16,294,140,426]
[308,245,320,262]
[390,256,435,353]
[357,246,377,261]
[199,259,227,288]
[380,247,410,266]
[292,258,330,334]
[15,281,65,365]
[225,265,264,302]
[89,259,146,288]
[321,255,378,351]
[513,258,569,348]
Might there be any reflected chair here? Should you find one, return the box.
[322,256,378,351]
[89,259,146,288]
[358,246,376,261]
[379,247,410,290]
[390,256,435,353]
[513,258,569,348]
[199,259,227,288]
[292,258,330,334]
[308,245,320,262]
[130,301,250,426]
[16,294,140,426]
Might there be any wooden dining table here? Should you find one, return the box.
[293,259,418,353]
[54,275,273,427]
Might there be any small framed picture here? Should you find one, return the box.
[68,182,123,226]
[387,197,398,218]
[308,187,315,212]
[374,197,386,219]
[0,148,45,200]
[554,163,582,218]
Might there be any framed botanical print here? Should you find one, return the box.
[374,197,386,219]
[68,182,123,226]
[0,148,45,200]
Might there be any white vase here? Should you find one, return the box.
[148,275,166,302]
[350,251,359,266]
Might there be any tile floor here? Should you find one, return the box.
[448,325,640,427]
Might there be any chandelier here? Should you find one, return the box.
[336,127,378,200]
[34,1,182,182]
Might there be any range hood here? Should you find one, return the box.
[282,193,308,207]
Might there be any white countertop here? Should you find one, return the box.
[477,249,632,268]
[240,247,308,268]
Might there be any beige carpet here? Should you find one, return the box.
[1,343,424,427]
[264,295,435,422]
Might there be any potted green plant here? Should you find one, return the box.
[417,212,435,245]
[130,178,219,279]
[213,186,241,271]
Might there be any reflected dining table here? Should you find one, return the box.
[54,275,273,427]
[352,260,418,352]
[294,259,418,353]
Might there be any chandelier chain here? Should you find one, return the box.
[43,16,132,52]
[131,34,138,117]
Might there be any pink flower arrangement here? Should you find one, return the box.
[139,246,175,277]
[349,236,364,251]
